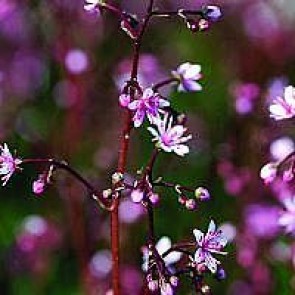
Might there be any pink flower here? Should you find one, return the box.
[269,85,295,120]
[0,143,22,186]
[128,88,169,128]
[172,62,202,92]
[193,220,228,273]
[260,162,278,184]
[148,114,192,156]
[278,196,295,235]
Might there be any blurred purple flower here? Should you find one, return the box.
[0,143,21,186]
[231,82,260,115]
[148,114,192,156]
[172,62,202,92]
[278,196,295,235]
[245,204,280,238]
[193,220,228,273]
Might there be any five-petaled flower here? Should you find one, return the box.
[128,88,170,128]
[269,85,295,120]
[278,196,295,236]
[0,143,22,186]
[148,114,192,156]
[193,220,228,273]
[172,62,202,92]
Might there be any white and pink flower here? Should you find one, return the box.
[148,114,192,156]
[0,143,22,186]
[193,220,228,273]
[269,85,295,120]
[172,62,202,92]
[128,88,169,128]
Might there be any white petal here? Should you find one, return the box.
[284,86,295,108]
[193,229,204,245]
[204,253,219,273]
[156,236,172,254]
[172,144,189,156]
[147,127,159,138]
[194,248,205,263]
[207,220,216,235]
[183,65,201,80]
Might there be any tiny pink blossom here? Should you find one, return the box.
[119,93,131,107]
[278,196,295,235]
[269,85,295,120]
[128,88,169,128]
[148,114,192,156]
[130,189,144,203]
[0,143,22,186]
[260,162,278,184]
[33,178,45,195]
[193,220,228,273]
[172,62,202,92]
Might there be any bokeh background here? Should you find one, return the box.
[1,0,295,294]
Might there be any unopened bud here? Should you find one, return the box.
[103,189,112,199]
[170,276,179,287]
[195,187,210,201]
[185,199,197,210]
[148,192,160,205]
[198,19,210,31]
[112,172,124,185]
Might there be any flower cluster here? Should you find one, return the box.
[144,220,228,295]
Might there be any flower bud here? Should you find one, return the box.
[216,267,226,281]
[170,276,179,287]
[195,187,210,201]
[260,162,278,184]
[119,93,131,107]
[33,178,45,195]
[103,189,112,199]
[112,172,124,185]
[205,5,222,22]
[148,192,160,205]
[185,199,197,210]
[198,19,210,31]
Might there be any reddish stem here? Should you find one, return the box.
[111,1,155,294]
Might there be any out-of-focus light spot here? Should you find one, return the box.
[89,250,112,279]
[219,223,237,242]
[119,199,144,224]
[22,215,47,236]
[270,136,294,161]
[65,49,89,74]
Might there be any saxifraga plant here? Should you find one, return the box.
[0,1,229,294]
